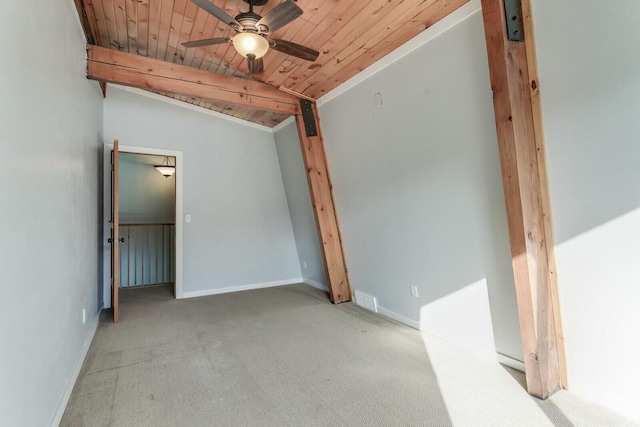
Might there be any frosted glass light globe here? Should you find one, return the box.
[232,32,269,58]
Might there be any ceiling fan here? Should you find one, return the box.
[182,0,319,75]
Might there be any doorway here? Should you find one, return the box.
[102,143,184,319]
[119,152,176,293]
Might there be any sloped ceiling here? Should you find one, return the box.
[81,0,469,126]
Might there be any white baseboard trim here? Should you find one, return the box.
[377,304,525,372]
[376,305,421,329]
[497,352,526,372]
[303,279,328,291]
[51,309,102,427]
[181,278,304,299]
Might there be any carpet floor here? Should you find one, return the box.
[61,284,638,427]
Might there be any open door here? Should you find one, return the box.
[110,140,121,323]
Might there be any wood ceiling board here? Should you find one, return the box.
[101,0,121,49]
[90,0,467,86]
[156,0,175,61]
[309,0,469,97]
[164,0,189,62]
[280,0,390,91]
[113,0,129,51]
[84,0,469,126]
[151,90,291,127]
[86,0,111,46]
[125,0,138,54]
[137,0,150,56]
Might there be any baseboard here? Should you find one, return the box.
[377,304,524,371]
[303,279,328,291]
[497,352,526,372]
[51,308,102,427]
[376,305,421,329]
[181,278,304,299]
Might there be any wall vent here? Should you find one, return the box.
[354,291,378,313]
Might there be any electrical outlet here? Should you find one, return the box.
[303,261,308,269]
[185,214,191,223]
[410,285,419,298]
[82,308,86,324]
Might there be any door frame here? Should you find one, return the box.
[102,143,184,305]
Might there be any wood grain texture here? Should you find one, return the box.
[82,0,468,125]
[480,0,563,398]
[87,45,300,114]
[521,0,567,389]
[148,89,291,126]
[295,103,351,304]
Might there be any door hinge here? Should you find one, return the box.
[504,0,525,42]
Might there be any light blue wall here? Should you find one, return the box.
[533,0,640,419]
[119,153,176,224]
[274,120,328,287]
[104,89,302,295]
[0,0,104,425]
[317,10,522,361]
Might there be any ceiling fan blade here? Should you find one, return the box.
[182,37,231,48]
[247,56,264,74]
[257,0,303,33]
[270,39,319,62]
[190,0,240,28]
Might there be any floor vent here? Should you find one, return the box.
[354,291,378,313]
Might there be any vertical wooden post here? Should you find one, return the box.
[480,0,566,398]
[295,101,351,303]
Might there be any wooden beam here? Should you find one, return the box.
[295,102,351,303]
[86,45,300,114]
[480,0,566,398]
[73,0,97,45]
[520,0,567,390]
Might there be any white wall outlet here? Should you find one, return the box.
[410,285,419,298]
[185,214,191,223]
[303,261,308,269]
[82,308,86,324]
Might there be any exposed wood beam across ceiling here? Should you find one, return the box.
[480,0,566,398]
[86,45,300,115]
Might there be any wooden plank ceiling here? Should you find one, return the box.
[83,0,468,126]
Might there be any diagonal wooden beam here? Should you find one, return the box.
[481,0,566,398]
[295,101,351,303]
[87,45,300,114]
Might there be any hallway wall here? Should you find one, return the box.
[119,153,176,224]
[0,0,104,425]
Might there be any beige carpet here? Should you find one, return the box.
[61,284,638,427]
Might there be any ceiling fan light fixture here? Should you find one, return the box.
[233,32,269,59]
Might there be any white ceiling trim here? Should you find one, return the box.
[271,116,296,133]
[316,0,482,107]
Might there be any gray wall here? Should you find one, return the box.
[119,153,176,224]
[0,0,104,425]
[104,89,302,295]
[317,10,522,361]
[274,120,328,287]
[533,0,640,419]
